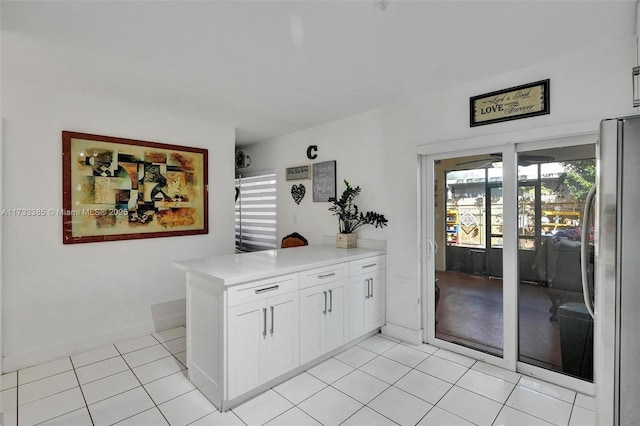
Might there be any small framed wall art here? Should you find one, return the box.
[286,165,310,181]
[312,160,336,202]
[470,79,550,127]
[62,131,208,244]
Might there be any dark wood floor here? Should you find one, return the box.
[434,270,584,373]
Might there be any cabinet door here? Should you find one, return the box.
[299,286,327,365]
[325,283,346,353]
[266,292,300,380]
[227,300,268,399]
[367,270,386,330]
[347,277,367,341]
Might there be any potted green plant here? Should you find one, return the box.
[328,180,388,248]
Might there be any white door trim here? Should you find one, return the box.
[417,119,599,156]
[0,117,4,373]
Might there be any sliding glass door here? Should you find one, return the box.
[431,153,505,357]
[517,145,595,382]
[425,147,516,364]
[422,138,597,389]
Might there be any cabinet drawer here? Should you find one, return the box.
[349,255,386,276]
[300,263,348,289]
[227,273,299,307]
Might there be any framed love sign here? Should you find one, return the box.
[470,79,550,127]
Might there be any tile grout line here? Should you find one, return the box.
[26,359,91,425]
[114,339,173,426]
[444,361,581,426]
[245,335,575,425]
[441,359,511,425]
[331,367,392,402]
[270,377,327,408]
[115,338,187,374]
[72,354,121,371]
[567,393,579,426]
[338,404,400,426]
[76,332,190,424]
[336,348,428,426]
[504,404,564,426]
[78,371,140,407]
[404,358,475,425]
[122,353,182,374]
[186,408,247,426]
[263,405,310,426]
[288,380,366,426]
[395,354,460,424]
[298,362,365,424]
[6,329,189,426]
[488,369,519,426]
[68,356,95,426]
[346,348,479,426]
[15,369,19,426]
[270,351,395,426]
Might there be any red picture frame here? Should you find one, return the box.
[62,131,208,244]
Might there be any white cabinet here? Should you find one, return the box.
[365,269,386,329]
[299,281,347,364]
[227,300,267,398]
[227,275,299,399]
[348,255,386,340]
[299,264,348,365]
[175,246,385,411]
[267,292,300,379]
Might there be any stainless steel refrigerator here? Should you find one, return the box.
[594,115,640,425]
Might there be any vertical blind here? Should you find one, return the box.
[235,172,277,252]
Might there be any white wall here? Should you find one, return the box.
[1,80,235,371]
[242,38,636,343]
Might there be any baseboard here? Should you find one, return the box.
[382,322,423,345]
[2,312,186,373]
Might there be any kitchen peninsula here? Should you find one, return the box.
[174,243,386,411]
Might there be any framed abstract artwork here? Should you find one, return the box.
[62,131,208,244]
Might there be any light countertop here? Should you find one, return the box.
[173,245,385,287]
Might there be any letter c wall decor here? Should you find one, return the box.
[307,145,318,160]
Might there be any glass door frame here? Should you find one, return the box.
[421,143,518,372]
[487,182,504,277]
[419,130,599,395]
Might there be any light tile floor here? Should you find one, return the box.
[0,327,596,426]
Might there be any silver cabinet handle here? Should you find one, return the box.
[362,263,376,269]
[318,272,336,279]
[323,291,327,314]
[270,306,274,335]
[328,289,333,313]
[365,279,370,299]
[262,307,267,338]
[370,278,374,298]
[255,285,279,294]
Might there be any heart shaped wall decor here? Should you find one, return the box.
[291,184,305,205]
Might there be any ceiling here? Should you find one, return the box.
[1,1,636,145]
